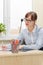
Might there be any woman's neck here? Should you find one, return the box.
[28,25,35,32]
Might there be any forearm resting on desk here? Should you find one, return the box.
[18,44,42,50]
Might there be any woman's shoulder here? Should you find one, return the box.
[35,25,43,34]
[38,26,43,33]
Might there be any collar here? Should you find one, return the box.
[26,24,37,34]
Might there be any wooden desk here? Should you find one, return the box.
[0,50,43,65]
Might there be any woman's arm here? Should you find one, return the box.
[17,31,24,45]
[19,29,43,50]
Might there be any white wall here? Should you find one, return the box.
[32,0,43,27]
[10,0,32,30]
[3,0,32,33]
[3,0,10,33]
[0,0,3,23]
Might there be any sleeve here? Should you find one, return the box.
[17,31,24,45]
[22,29,43,50]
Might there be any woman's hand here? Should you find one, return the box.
[18,45,25,49]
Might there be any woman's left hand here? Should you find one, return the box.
[18,45,25,49]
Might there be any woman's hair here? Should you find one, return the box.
[25,11,37,21]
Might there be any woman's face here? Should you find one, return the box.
[24,15,35,31]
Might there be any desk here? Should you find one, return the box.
[0,50,43,65]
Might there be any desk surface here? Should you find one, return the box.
[0,50,43,56]
[0,50,43,65]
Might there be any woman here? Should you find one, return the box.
[18,11,43,50]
